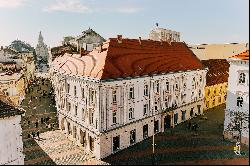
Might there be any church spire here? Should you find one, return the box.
[38,31,44,45]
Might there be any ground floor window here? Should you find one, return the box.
[143,124,148,139]
[113,135,120,152]
[154,120,159,133]
[190,108,194,118]
[130,129,136,145]
[174,113,178,124]
[197,105,201,114]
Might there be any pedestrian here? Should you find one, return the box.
[35,121,39,128]
[32,132,35,138]
[37,131,40,140]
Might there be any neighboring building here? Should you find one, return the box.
[149,27,180,42]
[51,36,207,159]
[0,99,25,165]
[188,43,249,60]
[35,31,49,73]
[202,59,230,110]
[75,28,106,52]
[0,64,26,106]
[224,50,249,145]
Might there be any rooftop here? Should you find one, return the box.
[229,50,249,60]
[53,37,205,80]
[201,59,229,86]
[0,99,25,118]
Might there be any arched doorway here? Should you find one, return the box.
[164,114,171,129]
[80,130,86,147]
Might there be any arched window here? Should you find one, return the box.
[239,73,246,84]
[237,96,243,107]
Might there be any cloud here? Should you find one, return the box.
[116,7,143,13]
[0,0,27,8]
[44,0,143,14]
[44,0,91,13]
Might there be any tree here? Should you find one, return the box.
[225,109,249,146]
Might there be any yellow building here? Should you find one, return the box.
[202,59,230,110]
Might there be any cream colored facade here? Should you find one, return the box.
[51,67,207,159]
[188,43,249,60]
[204,82,228,110]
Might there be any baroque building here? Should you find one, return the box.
[224,50,249,145]
[202,59,229,110]
[51,36,207,159]
[0,99,25,165]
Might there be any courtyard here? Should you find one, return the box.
[103,104,249,165]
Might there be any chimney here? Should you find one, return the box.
[139,37,142,45]
[117,35,122,43]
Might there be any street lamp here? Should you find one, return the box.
[152,117,157,165]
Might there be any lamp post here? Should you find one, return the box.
[152,117,157,165]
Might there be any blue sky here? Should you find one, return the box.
[0,0,248,47]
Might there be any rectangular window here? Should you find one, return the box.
[155,102,158,111]
[89,111,94,124]
[129,108,134,120]
[113,111,117,124]
[239,73,246,84]
[166,81,169,91]
[144,84,148,96]
[143,104,148,116]
[155,81,160,93]
[66,83,70,93]
[143,124,148,139]
[90,90,95,104]
[112,90,117,102]
[197,105,201,114]
[237,97,243,107]
[130,129,136,145]
[174,113,178,124]
[67,102,71,112]
[154,120,159,133]
[75,105,78,116]
[74,86,77,96]
[82,87,84,98]
[129,87,134,99]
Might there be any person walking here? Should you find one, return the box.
[37,131,40,140]
[188,121,192,130]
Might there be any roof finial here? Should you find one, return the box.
[156,23,159,27]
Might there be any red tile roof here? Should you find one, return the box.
[201,59,229,86]
[54,38,205,80]
[230,50,249,60]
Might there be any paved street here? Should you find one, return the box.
[103,104,249,165]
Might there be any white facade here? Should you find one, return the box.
[224,54,249,145]
[52,68,207,159]
[149,27,180,42]
[0,115,24,165]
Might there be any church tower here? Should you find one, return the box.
[35,31,49,72]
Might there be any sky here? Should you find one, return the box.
[0,0,249,48]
